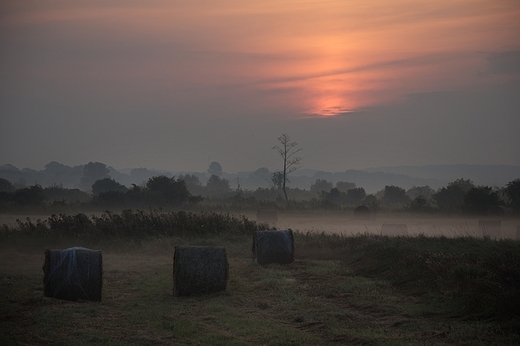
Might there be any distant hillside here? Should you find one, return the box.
[286,165,520,193]
[363,164,520,188]
[286,169,441,193]
[1,162,518,194]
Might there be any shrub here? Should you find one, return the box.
[1,209,270,242]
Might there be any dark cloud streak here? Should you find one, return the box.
[488,51,520,75]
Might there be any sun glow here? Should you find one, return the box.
[308,92,351,117]
[294,41,357,117]
[6,0,517,121]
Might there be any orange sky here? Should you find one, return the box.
[4,0,519,117]
[1,0,519,171]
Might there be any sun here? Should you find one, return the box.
[298,69,359,117]
[308,93,352,117]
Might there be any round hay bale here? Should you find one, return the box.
[516,225,520,241]
[43,247,102,301]
[381,224,408,236]
[252,230,294,265]
[354,205,376,220]
[173,246,228,296]
[487,205,510,216]
[479,219,501,239]
[256,210,278,226]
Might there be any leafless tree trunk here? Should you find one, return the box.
[272,134,302,203]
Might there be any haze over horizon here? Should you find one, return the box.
[1,1,519,174]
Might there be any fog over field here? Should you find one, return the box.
[270,212,520,239]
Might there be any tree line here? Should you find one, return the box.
[1,134,519,214]
[1,174,519,215]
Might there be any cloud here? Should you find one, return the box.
[1,1,520,171]
[488,51,520,75]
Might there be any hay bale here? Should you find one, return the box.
[381,224,408,236]
[354,205,376,220]
[173,246,228,296]
[253,230,294,265]
[479,219,501,239]
[43,247,102,301]
[487,205,510,216]
[257,210,278,226]
[516,226,520,241]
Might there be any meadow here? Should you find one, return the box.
[1,210,519,345]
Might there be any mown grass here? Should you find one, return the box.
[1,210,519,345]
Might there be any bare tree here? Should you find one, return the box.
[272,134,302,203]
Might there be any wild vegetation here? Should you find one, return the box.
[0,210,268,244]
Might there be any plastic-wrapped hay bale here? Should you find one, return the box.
[381,224,408,236]
[517,225,520,240]
[43,247,102,301]
[173,246,228,296]
[354,205,376,220]
[479,220,501,239]
[257,210,278,226]
[253,230,294,265]
[487,205,510,216]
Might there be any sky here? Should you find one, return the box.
[1,0,519,174]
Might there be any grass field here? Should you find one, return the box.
[1,211,519,345]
